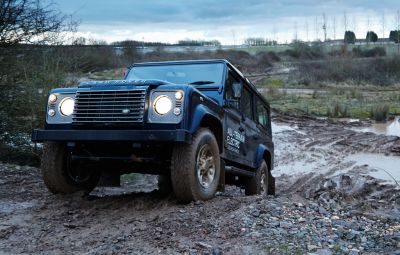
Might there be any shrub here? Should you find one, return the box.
[370,104,389,121]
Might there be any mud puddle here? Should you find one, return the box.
[345,153,400,186]
[350,116,400,137]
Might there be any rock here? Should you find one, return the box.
[195,241,213,249]
[349,248,360,255]
[307,244,318,251]
[251,210,260,217]
[315,248,333,255]
[250,231,263,238]
[318,207,328,215]
[212,247,222,255]
[298,217,306,222]
[63,223,77,229]
[279,221,292,229]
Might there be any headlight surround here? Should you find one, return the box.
[46,92,76,124]
[149,90,184,124]
[154,95,172,115]
[59,97,75,116]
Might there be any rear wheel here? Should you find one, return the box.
[41,142,101,194]
[245,160,270,196]
[171,128,220,202]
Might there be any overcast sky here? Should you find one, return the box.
[56,0,400,44]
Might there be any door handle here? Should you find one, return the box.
[239,127,245,132]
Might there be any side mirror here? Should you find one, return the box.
[232,82,242,98]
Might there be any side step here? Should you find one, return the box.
[225,166,255,177]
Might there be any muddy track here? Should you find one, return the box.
[0,115,399,254]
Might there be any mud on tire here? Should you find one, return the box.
[171,128,220,202]
[41,142,101,194]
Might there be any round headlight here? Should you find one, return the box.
[59,97,75,116]
[154,96,172,115]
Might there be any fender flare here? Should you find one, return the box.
[189,104,223,152]
[255,144,274,171]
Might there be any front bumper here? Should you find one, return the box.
[31,129,192,143]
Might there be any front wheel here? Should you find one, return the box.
[171,128,220,202]
[41,142,101,194]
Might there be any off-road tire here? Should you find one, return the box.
[41,142,101,194]
[245,160,271,196]
[171,128,221,202]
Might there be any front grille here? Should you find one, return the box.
[73,89,146,123]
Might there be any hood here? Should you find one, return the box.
[78,79,172,88]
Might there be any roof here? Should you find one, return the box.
[130,59,229,68]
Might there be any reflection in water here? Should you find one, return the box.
[346,153,400,185]
[352,116,400,137]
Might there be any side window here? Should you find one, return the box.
[225,70,241,109]
[241,86,253,119]
[256,100,269,129]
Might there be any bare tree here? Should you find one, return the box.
[343,12,348,32]
[0,0,73,46]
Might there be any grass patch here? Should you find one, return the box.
[263,86,400,120]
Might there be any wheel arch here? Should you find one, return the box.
[189,104,223,153]
[256,145,274,171]
[199,114,223,153]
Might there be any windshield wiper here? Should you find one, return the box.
[188,81,215,85]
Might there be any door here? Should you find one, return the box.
[239,85,259,168]
[223,69,248,165]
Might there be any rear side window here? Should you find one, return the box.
[256,100,270,129]
[241,86,253,119]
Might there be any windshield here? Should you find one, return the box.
[126,63,225,85]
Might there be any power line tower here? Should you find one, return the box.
[332,17,336,40]
[381,11,385,39]
[305,20,309,42]
[322,13,327,42]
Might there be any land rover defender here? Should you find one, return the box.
[31,59,275,202]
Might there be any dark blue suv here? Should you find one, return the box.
[32,59,274,202]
